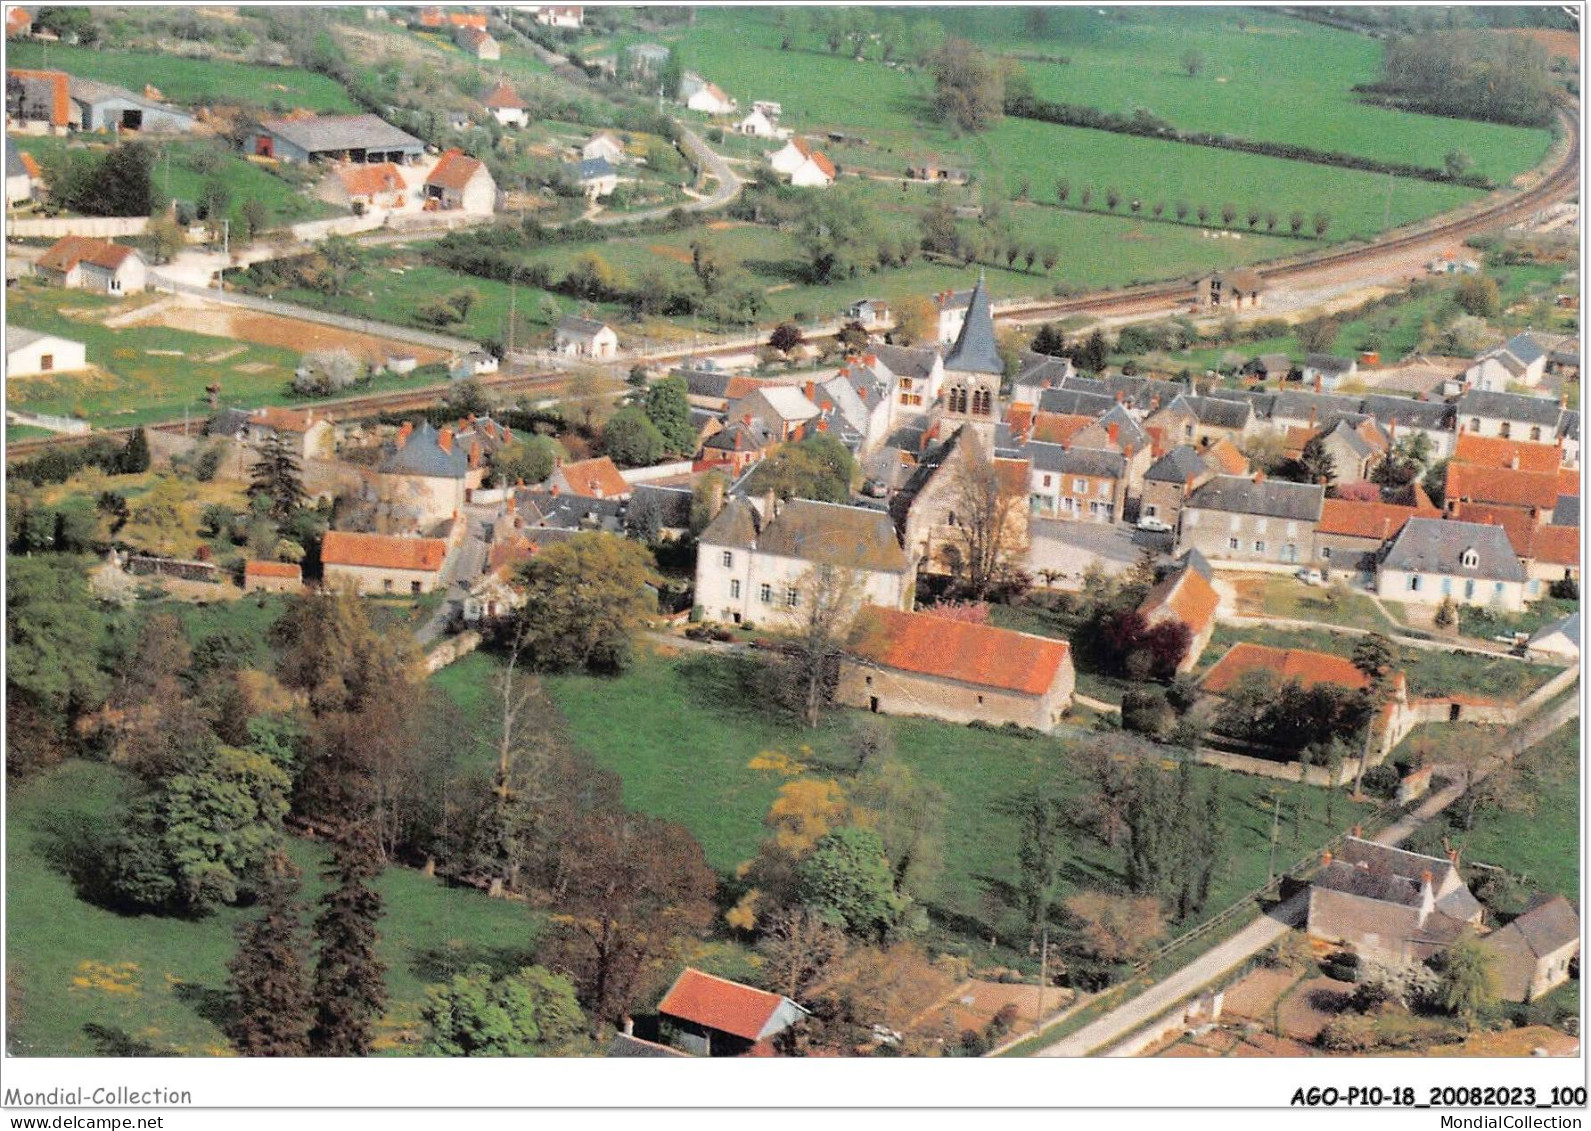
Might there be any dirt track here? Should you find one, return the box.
[127,300,448,366]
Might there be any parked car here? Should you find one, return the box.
[1136,516,1173,534]
[1296,568,1324,586]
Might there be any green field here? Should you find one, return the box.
[435,647,1375,943]
[663,7,1545,234]
[6,42,359,114]
[10,136,338,228]
[3,284,455,429]
[934,6,1553,186]
[5,759,539,1057]
[1450,721,1579,898]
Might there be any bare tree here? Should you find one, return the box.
[786,563,867,727]
[942,444,1029,599]
[476,620,553,896]
[758,906,849,1001]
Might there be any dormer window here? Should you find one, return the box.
[1460,548,1479,569]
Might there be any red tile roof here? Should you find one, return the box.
[848,607,1071,696]
[250,406,320,434]
[1202,642,1404,697]
[426,148,485,193]
[37,235,136,274]
[1030,412,1093,446]
[245,560,303,580]
[7,8,32,36]
[322,531,448,572]
[807,149,836,179]
[456,26,494,50]
[1318,498,1439,541]
[1558,466,1579,498]
[995,456,1031,497]
[338,162,405,197]
[657,968,789,1042]
[1451,502,1539,558]
[1004,402,1034,436]
[8,68,68,125]
[1204,439,1249,476]
[1453,432,1563,474]
[554,456,628,499]
[18,150,41,178]
[1446,463,1563,511]
[483,80,526,110]
[448,11,487,28]
[1530,524,1579,566]
[1138,564,1219,638]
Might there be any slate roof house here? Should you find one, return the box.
[569,156,617,199]
[553,315,618,359]
[1315,497,1440,575]
[1482,896,1581,1003]
[656,968,806,1057]
[1307,838,1485,964]
[1455,388,1564,443]
[695,496,913,628]
[1176,473,1324,566]
[1140,444,1216,530]
[1527,611,1580,661]
[838,607,1076,731]
[252,114,425,164]
[1375,517,1528,612]
[1301,353,1358,392]
[1025,442,1127,524]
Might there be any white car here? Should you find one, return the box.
[1137,516,1173,534]
[1296,568,1324,586]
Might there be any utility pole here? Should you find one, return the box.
[217,218,230,291]
[1267,790,1281,890]
[1034,923,1049,1035]
[508,270,517,357]
[1383,170,1394,234]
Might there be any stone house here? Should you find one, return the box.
[1455,389,1564,443]
[838,607,1075,732]
[1026,442,1126,524]
[243,560,302,594]
[1306,838,1485,964]
[1482,896,1581,1003]
[546,455,630,501]
[483,81,528,127]
[1136,552,1220,672]
[323,161,409,211]
[1177,474,1324,567]
[1139,445,1215,530]
[1301,354,1358,391]
[321,529,454,596]
[694,497,914,629]
[1375,517,1528,612]
[424,149,496,213]
[554,315,618,359]
[1314,498,1440,576]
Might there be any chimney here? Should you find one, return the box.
[1510,454,1520,470]
[1447,847,1459,866]
[506,494,516,515]
[1253,470,1265,483]
[1321,850,1332,867]
[1421,868,1433,888]
[1352,825,1362,838]
[397,421,414,448]
[438,428,454,453]
[1115,391,1125,403]
[1314,375,1322,393]
[1107,423,1119,446]
[468,441,481,469]
[623,1016,634,1037]
[1309,407,1317,428]
[805,380,817,402]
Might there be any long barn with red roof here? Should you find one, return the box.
[838,606,1075,732]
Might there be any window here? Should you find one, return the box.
[1469,418,1481,432]
[1042,474,1052,488]
[730,580,741,599]
[1494,582,1505,596]
[1320,546,1331,560]
[946,511,957,526]
[865,675,873,686]
[383,579,394,594]
[1531,426,1543,441]
[721,550,734,568]
[1529,579,1541,596]
[900,377,913,390]
[1184,424,1195,439]
[1499,423,1512,439]
[1253,540,1266,554]
[1097,481,1110,498]
[1464,579,1475,600]
[1441,577,1452,595]
[1407,575,1421,591]
[785,587,799,608]
[411,580,422,595]
[1228,537,1240,551]
[976,694,984,705]
[1460,548,1479,569]
[1283,543,1296,563]
[1144,504,1158,517]
[1073,478,1087,493]
[39,353,52,371]
[759,583,772,604]
[972,387,992,416]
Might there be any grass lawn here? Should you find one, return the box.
[5,42,358,114]
[1458,595,1579,642]
[1449,721,1579,899]
[437,646,1375,947]
[5,759,540,1057]
[1200,623,1561,702]
[1259,576,1398,634]
[11,136,338,228]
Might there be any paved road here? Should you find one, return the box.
[1033,688,1579,1058]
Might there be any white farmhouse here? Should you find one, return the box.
[686,82,736,116]
[554,315,618,360]
[6,326,87,378]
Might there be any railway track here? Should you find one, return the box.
[9,111,1577,458]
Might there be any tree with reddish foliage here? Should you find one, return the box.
[541,810,717,1026]
[922,599,990,624]
[769,322,804,353]
[1101,610,1191,682]
[1333,480,1382,502]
